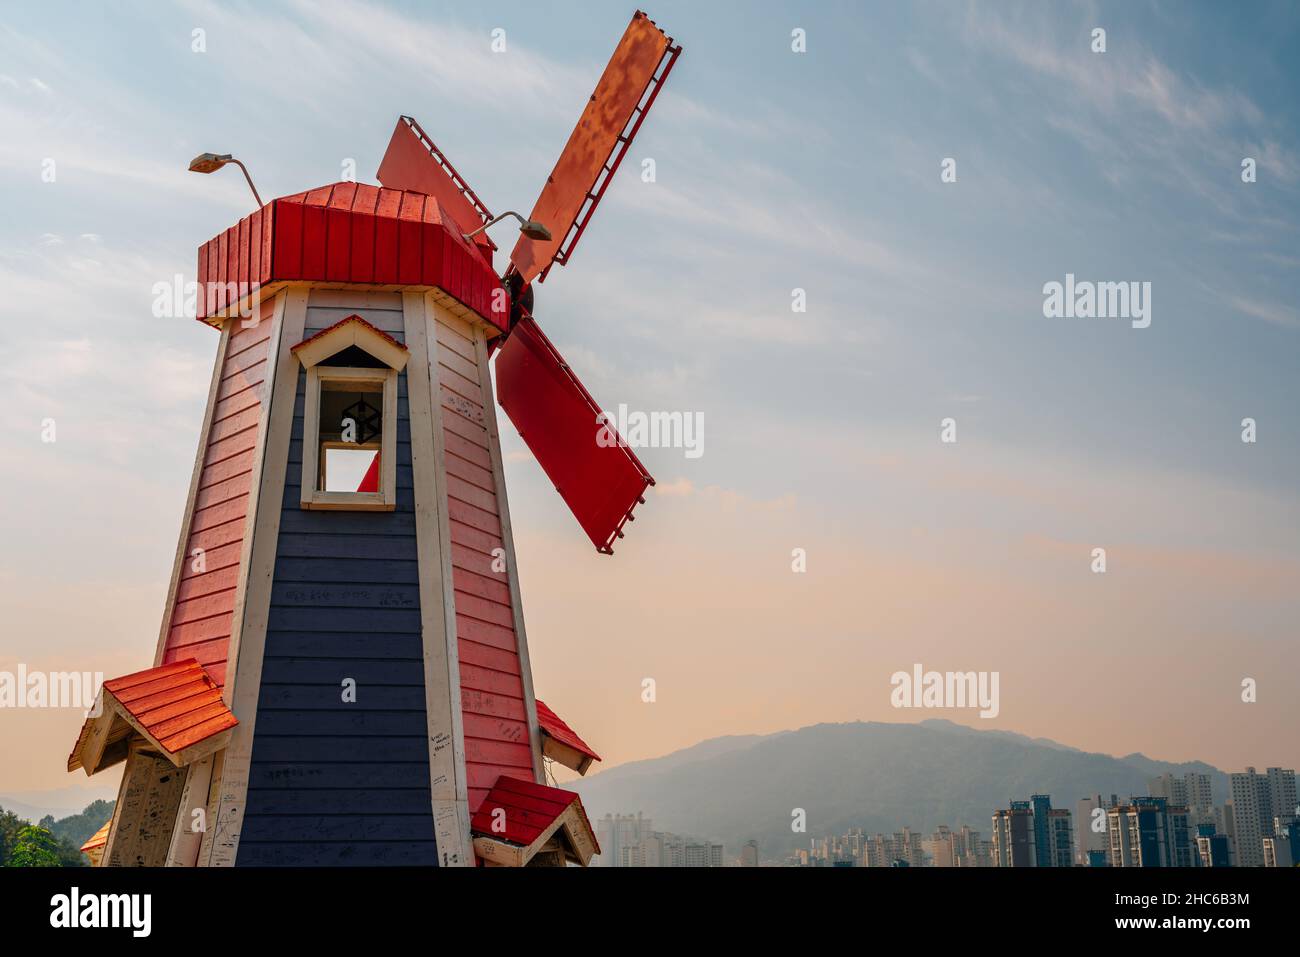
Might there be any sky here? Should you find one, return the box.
[0,0,1297,808]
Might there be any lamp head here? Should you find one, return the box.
[519,219,552,242]
[188,152,233,174]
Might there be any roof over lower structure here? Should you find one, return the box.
[470,776,600,867]
[80,820,112,867]
[67,659,237,775]
[535,699,602,775]
[194,181,508,333]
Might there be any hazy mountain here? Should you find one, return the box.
[568,719,1229,858]
[0,783,118,824]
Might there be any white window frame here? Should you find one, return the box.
[300,365,398,511]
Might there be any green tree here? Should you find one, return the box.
[46,799,115,848]
[7,825,62,867]
[0,809,25,866]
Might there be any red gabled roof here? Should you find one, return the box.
[195,181,508,332]
[469,776,598,853]
[290,313,408,357]
[80,820,111,853]
[105,659,237,754]
[67,659,238,773]
[535,699,602,764]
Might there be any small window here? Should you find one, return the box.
[301,366,397,510]
[290,314,408,511]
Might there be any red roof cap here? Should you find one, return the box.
[195,181,507,332]
[535,699,602,763]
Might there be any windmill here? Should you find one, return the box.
[66,10,680,868]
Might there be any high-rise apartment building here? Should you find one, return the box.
[992,796,1073,867]
[1150,772,1215,826]
[862,828,925,867]
[1076,794,1120,866]
[925,826,955,867]
[594,812,654,867]
[992,801,1034,867]
[1107,797,1193,867]
[1266,767,1297,828]
[954,825,992,868]
[1227,767,1297,867]
[1262,835,1293,868]
[682,841,724,867]
[1194,824,1231,867]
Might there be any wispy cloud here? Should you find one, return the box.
[1228,295,1300,329]
[962,2,1294,218]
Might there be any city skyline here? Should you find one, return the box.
[634,762,1298,867]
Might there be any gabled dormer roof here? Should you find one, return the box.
[290,314,409,371]
[470,776,600,867]
[67,659,238,775]
[535,699,602,775]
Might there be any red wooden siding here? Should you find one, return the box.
[196,182,506,334]
[160,299,276,687]
[436,315,536,810]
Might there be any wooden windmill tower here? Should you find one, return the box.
[67,11,680,867]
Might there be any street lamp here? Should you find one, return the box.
[187,152,264,207]
[463,210,551,243]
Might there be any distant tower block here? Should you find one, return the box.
[66,10,681,867]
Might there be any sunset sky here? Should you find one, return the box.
[1,0,1297,809]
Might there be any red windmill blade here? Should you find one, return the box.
[508,10,681,285]
[375,10,681,553]
[377,115,498,258]
[495,314,654,553]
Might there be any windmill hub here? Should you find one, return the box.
[504,269,535,327]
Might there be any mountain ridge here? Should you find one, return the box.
[568,719,1229,859]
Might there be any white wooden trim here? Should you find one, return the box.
[405,290,471,866]
[195,748,224,866]
[208,283,504,339]
[201,281,288,325]
[426,294,474,854]
[299,366,397,511]
[428,285,506,339]
[165,755,213,866]
[152,320,232,666]
[203,286,308,866]
[470,321,546,782]
[97,750,134,867]
[542,736,595,776]
[427,294,476,857]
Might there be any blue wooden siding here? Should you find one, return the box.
[236,365,440,866]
